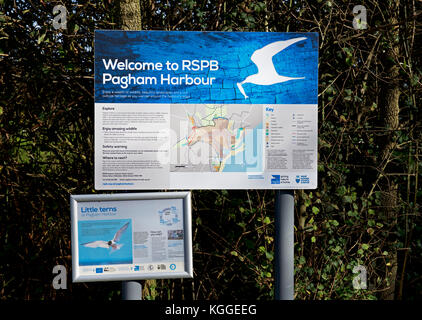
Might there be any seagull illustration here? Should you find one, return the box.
[237,37,307,99]
[81,222,129,251]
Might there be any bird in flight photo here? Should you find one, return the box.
[81,222,130,252]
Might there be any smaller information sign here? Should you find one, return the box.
[70,192,193,282]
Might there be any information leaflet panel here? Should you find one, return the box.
[70,192,193,282]
[94,31,318,189]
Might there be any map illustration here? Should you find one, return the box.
[170,104,263,172]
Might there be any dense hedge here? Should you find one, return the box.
[1,0,421,300]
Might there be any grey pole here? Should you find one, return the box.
[122,281,142,300]
[274,190,295,300]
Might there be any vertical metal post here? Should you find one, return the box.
[122,281,142,300]
[274,190,295,300]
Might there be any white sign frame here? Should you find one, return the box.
[70,192,193,282]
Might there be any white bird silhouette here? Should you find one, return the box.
[82,222,129,251]
[237,37,307,99]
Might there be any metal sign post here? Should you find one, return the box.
[122,281,142,300]
[274,190,295,300]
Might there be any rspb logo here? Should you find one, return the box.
[271,175,290,184]
[271,175,280,184]
[295,175,310,184]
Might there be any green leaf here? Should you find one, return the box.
[304,198,312,207]
[37,33,46,44]
[411,74,419,86]
[312,206,320,215]
[337,186,347,196]
[332,245,341,252]
[265,251,274,261]
[343,195,352,203]
[237,221,246,229]
[263,216,271,224]
[311,236,316,243]
[370,102,377,111]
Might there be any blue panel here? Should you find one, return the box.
[95,31,318,104]
[78,219,133,266]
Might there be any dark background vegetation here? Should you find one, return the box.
[0,0,421,300]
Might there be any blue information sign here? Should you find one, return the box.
[94,31,318,190]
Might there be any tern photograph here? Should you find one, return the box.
[78,219,133,266]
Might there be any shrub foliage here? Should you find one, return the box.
[0,0,421,300]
